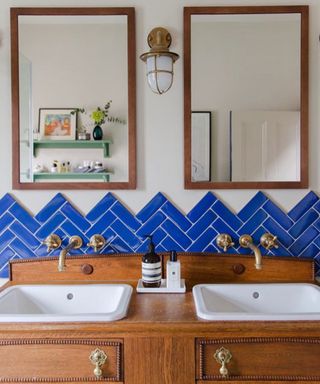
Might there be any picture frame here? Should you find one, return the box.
[38,108,76,140]
[191,111,211,182]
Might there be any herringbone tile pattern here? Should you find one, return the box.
[0,191,319,277]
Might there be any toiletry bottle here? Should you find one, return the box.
[142,236,162,288]
[166,250,181,289]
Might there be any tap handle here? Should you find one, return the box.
[87,235,105,253]
[260,233,279,250]
[216,234,235,252]
[42,234,61,252]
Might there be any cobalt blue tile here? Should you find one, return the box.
[161,236,184,252]
[135,241,149,253]
[289,209,319,238]
[10,238,36,259]
[268,243,292,257]
[211,200,242,230]
[61,203,90,232]
[151,227,167,245]
[111,220,142,250]
[0,248,15,270]
[0,230,15,253]
[35,244,54,257]
[300,243,320,259]
[86,193,117,222]
[187,210,217,240]
[54,227,66,239]
[109,236,134,253]
[187,228,218,252]
[238,191,268,222]
[9,221,41,250]
[9,203,40,233]
[136,192,167,223]
[60,220,90,244]
[0,212,15,234]
[187,192,217,223]
[136,211,166,238]
[238,209,268,236]
[0,194,16,216]
[313,234,320,250]
[313,218,320,233]
[211,218,239,246]
[160,201,192,231]
[35,212,66,239]
[237,247,252,255]
[288,191,319,221]
[34,193,67,223]
[313,200,320,214]
[262,200,293,230]
[110,202,141,231]
[101,227,117,243]
[99,245,116,254]
[0,264,10,278]
[250,226,267,245]
[289,227,319,255]
[154,244,167,252]
[86,211,116,238]
[161,220,192,249]
[203,244,219,253]
[263,217,294,248]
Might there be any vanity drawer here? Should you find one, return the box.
[196,337,320,382]
[0,338,123,382]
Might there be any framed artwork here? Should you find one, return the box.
[191,111,211,181]
[38,108,76,140]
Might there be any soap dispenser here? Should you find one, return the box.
[166,250,181,289]
[142,236,162,288]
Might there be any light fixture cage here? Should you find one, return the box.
[140,27,179,95]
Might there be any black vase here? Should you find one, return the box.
[93,125,103,140]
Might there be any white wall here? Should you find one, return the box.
[1,0,319,216]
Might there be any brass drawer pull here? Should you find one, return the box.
[89,348,107,378]
[214,347,232,378]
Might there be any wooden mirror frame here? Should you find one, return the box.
[11,7,136,190]
[184,6,308,189]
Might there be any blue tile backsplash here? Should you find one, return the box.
[0,191,320,278]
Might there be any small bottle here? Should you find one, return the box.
[166,250,181,289]
[142,236,162,288]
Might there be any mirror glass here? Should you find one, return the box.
[11,8,136,189]
[184,6,308,189]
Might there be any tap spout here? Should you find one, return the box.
[239,235,262,270]
[58,236,82,272]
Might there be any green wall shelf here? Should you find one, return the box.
[33,172,111,182]
[33,140,112,157]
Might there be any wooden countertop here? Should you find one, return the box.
[0,253,318,336]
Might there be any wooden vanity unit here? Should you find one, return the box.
[0,253,319,384]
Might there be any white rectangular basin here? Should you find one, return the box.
[193,283,320,321]
[0,284,132,322]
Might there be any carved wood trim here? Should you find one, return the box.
[0,338,122,383]
[198,337,320,381]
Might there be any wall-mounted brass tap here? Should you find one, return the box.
[216,234,235,252]
[42,234,61,252]
[239,235,262,270]
[58,236,82,272]
[87,235,105,253]
[260,233,279,250]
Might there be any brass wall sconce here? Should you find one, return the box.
[140,27,179,95]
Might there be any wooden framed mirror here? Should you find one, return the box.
[184,6,308,189]
[11,7,136,190]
